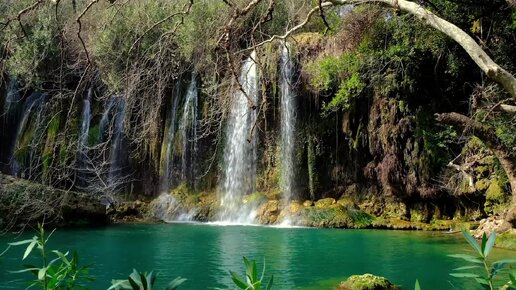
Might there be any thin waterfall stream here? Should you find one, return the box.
[279,43,297,223]
[179,75,198,187]
[160,84,181,193]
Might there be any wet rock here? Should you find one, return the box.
[256,200,280,224]
[303,200,314,207]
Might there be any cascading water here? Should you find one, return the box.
[108,96,126,184]
[26,93,48,178]
[78,88,92,161]
[79,88,92,150]
[10,92,46,176]
[98,97,117,144]
[218,51,259,224]
[279,43,297,221]
[179,75,198,186]
[1,80,22,173]
[160,85,181,193]
[77,88,93,185]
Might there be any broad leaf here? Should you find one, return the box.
[128,276,141,290]
[9,237,37,246]
[52,250,70,266]
[462,230,483,257]
[0,245,11,256]
[230,271,248,289]
[483,231,496,257]
[481,233,487,254]
[450,272,480,278]
[448,254,483,264]
[453,265,481,271]
[474,277,489,286]
[38,267,47,280]
[8,267,40,274]
[165,277,186,290]
[493,258,516,265]
[252,260,258,282]
[266,275,274,290]
[108,279,132,290]
[414,279,421,290]
[23,241,37,260]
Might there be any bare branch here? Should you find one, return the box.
[76,0,102,65]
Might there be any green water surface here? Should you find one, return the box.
[0,223,514,289]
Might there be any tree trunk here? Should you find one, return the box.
[435,112,516,225]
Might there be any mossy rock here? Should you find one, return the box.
[409,203,429,223]
[382,200,407,219]
[485,179,505,201]
[315,198,336,208]
[288,201,304,214]
[337,197,358,209]
[243,192,267,205]
[475,178,490,191]
[337,274,400,290]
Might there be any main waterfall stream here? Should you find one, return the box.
[0,224,511,290]
[219,52,259,223]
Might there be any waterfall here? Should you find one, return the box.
[219,51,259,223]
[1,80,22,174]
[98,97,117,144]
[160,85,181,193]
[79,88,92,158]
[10,92,46,176]
[76,88,93,185]
[279,43,297,214]
[27,93,48,178]
[179,75,198,186]
[108,96,126,184]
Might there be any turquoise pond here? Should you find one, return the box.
[0,223,515,289]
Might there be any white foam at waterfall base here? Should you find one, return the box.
[149,193,197,222]
[218,51,259,224]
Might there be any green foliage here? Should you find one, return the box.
[2,1,65,88]
[5,224,93,290]
[324,72,365,112]
[109,269,186,290]
[512,9,516,29]
[414,279,421,290]
[88,125,100,146]
[449,231,516,290]
[220,257,273,290]
[416,119,457,170]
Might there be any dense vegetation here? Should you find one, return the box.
[0,0,515,231]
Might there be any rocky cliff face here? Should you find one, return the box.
[0,174,107,229]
